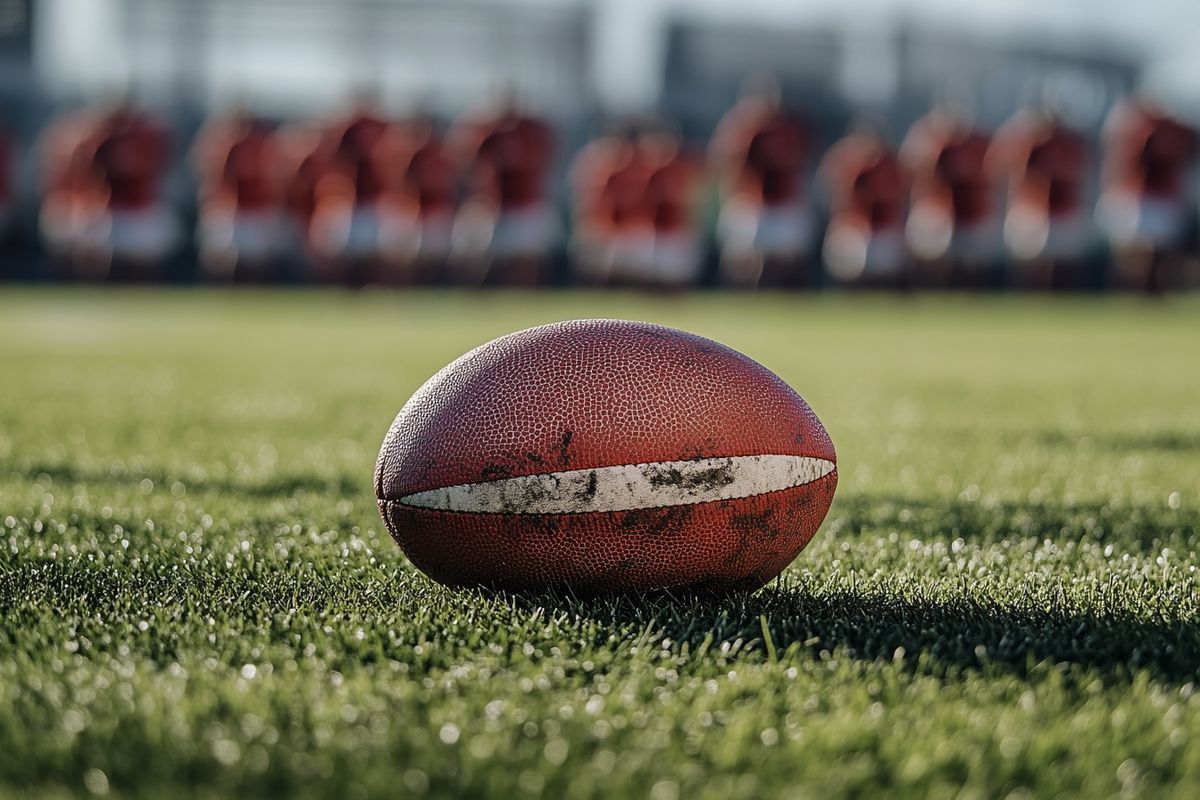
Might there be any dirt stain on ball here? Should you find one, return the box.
[641,460,736,492]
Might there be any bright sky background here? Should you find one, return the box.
[34,0,1200,115]
[590,0,1200,109]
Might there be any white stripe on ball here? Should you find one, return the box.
[398,455,835,515]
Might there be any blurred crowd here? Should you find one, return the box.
[4,79,1199,292]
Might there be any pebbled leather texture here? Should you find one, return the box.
[375,318,837,594]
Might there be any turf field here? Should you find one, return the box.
[1,289,1198,799]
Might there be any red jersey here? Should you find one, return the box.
[377,121,456,216]
[193,115,282,212]
[643,146,701,234]
[711,98,808,206]
[40,111,102,198]
[451,110,554,210]
[570,136,637,232]
[819,134,906,231]
[277,124,334,224]
[329,111,392,204]
[1103,98,1197,200]
[90,107,170,210]
[902,112,992,225]
[988,111,1088,218]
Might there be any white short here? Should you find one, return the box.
[598,229,700,287]
[823,223,906,283]
[718,200,813,258]
[452,204,557,260]
[570,225,614,282]
[310,204,384,259]
[1097,191,1187,249]
[86,206,179,262]
[607,230,656,283]
[1004,207,1090,261]
[417,212,454,259]
[198,209,285,267]
[652,232,702,287]
[376,211,420,261]
[40,199,96,254]
[310,202,441,262]
[906,203,1001,263]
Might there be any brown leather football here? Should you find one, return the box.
[375,319,837,594]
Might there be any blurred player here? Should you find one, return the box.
[371,112,457,285]
[570,124,702,290]
[40,100,176,279]
[710,74,812,288]
[87,98,177,279]
[448,92,556,286]
[39,109,103,272]
[276,121,332,271]
[307,93,394,285]
[638,126,704,290]
[901,107,998,288]
[1097,95,1197,293]
[817,122,908,288]
[191,107,287,281]
[568,124,641,285]
[987,106,1091,290]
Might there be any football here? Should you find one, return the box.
[375,319,837,594]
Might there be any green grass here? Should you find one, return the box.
[1,289,1198,799]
